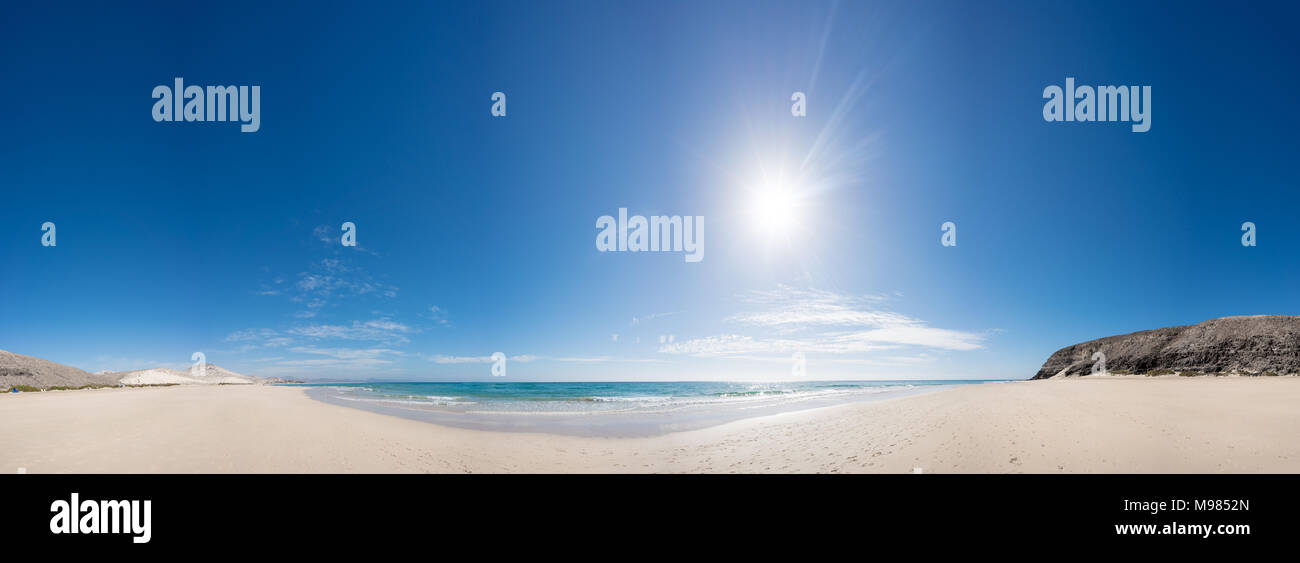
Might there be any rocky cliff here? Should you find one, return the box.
[1032,315,1300,379]
[0,350,121,389]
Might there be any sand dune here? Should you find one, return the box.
[110,365,257,386]
[1,376,1297,473]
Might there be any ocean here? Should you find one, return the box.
[300,380,1009,437]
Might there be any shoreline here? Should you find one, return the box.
[300,381,964,438]
[2,377,1298,473]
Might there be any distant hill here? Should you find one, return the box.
[1,349,265,390]
[1033,315,1300,379]
[0,350,120,389]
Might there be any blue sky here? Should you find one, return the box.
[3,0,1299,381]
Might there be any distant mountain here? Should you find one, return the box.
[1033,316,1300,379]
[1,349,264,390]
[0,350,120,389]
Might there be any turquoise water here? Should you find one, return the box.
[300,380,1007,437]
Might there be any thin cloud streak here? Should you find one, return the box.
[660,285,985,358]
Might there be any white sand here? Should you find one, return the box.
[113,365,254,385]
[1,377,1298,473]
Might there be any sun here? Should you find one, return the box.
[749,181,804,240]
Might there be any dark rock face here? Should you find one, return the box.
[1032,316,1300,379]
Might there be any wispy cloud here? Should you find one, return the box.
[289,318,414,345]
[225,328,293,347]
[429,354,521,364]
[426,305,450,326]
[659,285,985,358]
[290,258,397,318]
[222,318,414,374]
[631,311,680,326]
[312,224,335,246]
[427,354,661,365]
[544,356,666,364]
[252,346,405,374]
[288,346,402,361]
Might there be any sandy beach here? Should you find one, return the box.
[2,377,1298,473]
